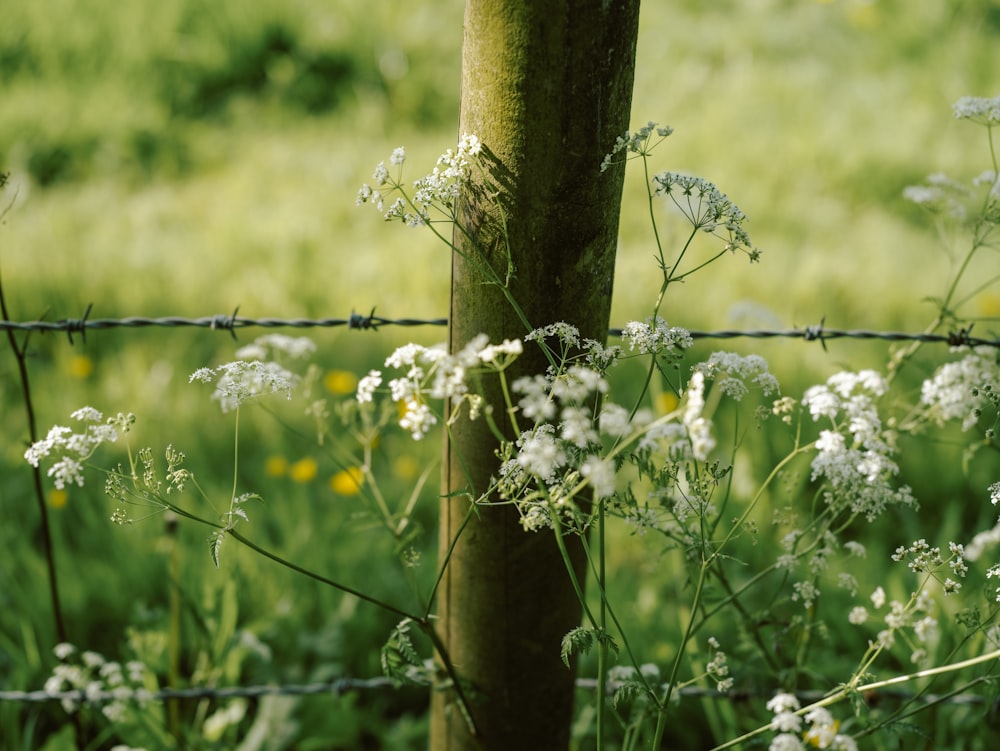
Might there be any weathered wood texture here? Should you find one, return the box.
[431,2,640,749]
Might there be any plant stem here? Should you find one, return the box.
[596,502,608,750]
[0,276,69,645]
[709,648,1000,751]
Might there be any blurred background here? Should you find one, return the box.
[2,0,999,748]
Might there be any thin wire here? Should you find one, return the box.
[0,311,996,348]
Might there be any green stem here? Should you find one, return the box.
[596,503,608,751]
[1,282,70,645]
[223,527,416,621]
[646,563,709,750]
[710,648,1000,751]
[424,497,478,620]
[642,152,667,272]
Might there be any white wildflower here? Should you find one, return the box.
[848,606,868,625]
[621,317,692,356]
[953,94,1000,124]
[191,361,299,413]
[694,352,780,400]
[921,347,999,431]
[356,370,383,403]
[599,403,632,437]
[580,455,615,498]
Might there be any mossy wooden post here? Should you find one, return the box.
[432,1,640,749]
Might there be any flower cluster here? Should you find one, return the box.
[902,172,975,219]
[952,94,1000,125]
[849,585,940,663]
[965,483,1000,601]
[891,538,968,594]
[679,371,714,462]
[652,172,755,255]
[24,408,132,489]
[620,316,693,356]
[357,334,521,440]
[498,366,618,530]
[599,120,674,173]
[45,643,152,720]
[190,360,299,413]
[705,636,734,692]
[693,351,780,401]
[766,692,857,751]
[801,370,915,521]
[356,134,483,225]
[920,346,1000,432]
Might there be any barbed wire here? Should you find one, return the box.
[0,307,997,348]
[1,678,991,708]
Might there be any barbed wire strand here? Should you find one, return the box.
[0,679,990,707]
[0,310,997,348]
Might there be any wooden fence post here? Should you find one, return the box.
[431,2,640,749]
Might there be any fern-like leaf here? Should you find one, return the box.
[210,531,225,568]
[611,680,645,709]
[561,626,595,667]
[381,618,423,686]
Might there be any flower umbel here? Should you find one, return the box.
[357,134,483,225]
[25,408,130,489]
[600,120,674,173]
[652,172,755,254]
[190,360,299,413]
[952,94,1000,125]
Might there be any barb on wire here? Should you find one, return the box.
[210,306,240,340]
[64,303,92,345]
[349,307,379,331]
[0,310,997,348]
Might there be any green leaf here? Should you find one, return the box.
[611,680,644,709]
[210,530,225,568]
[380,618,424,687]
[560,626,595,667]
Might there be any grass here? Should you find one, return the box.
[2,0,999,748]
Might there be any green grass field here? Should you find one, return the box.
[2,1,999,748]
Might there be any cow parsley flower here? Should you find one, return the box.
[580,455,615,498]
[516,425,567,482]
[358,134,482,225]
[356,370,383,403]
[599,403,633,437]
[802,370,914,521]
[652,172,755,253]
[694,352,780,401]
[514,374,557,421]
[953,94,1000,125]
[478,338,523,365]
[920,347,1000,431]
[683,371,715,461]
[769,734,805,751]
[369,334,504,438]
[620,317,692,356]
[903,172,974,219]
[848,606,869,625]
[600,120,674,173]
[25,408,129,489]
[190,361,299,413]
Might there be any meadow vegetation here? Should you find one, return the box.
[2,0,999,749]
